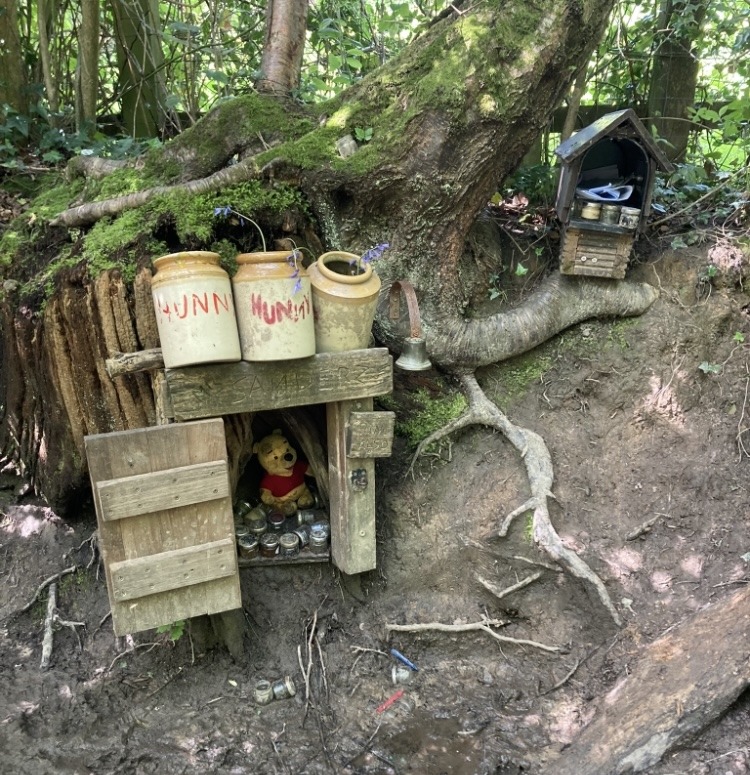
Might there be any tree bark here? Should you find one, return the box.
[541,585,750,775]
[110,0,168,137]
[646,0,708,162]
[0,0,27,115]
[77,0,100,131]
[255,0,308,96]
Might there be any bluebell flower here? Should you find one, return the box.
[360,242,390,264]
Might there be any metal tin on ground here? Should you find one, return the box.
[260,533,280,557]
[254,680,274,705]
[296,509,318,525]
[392,664,412,685]
[279,532,300,558]
[238,535,259,559]
[272,676,297,700]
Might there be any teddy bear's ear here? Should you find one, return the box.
[252,442,259,454]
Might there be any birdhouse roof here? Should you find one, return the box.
[554,109,674,173]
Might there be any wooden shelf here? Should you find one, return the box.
[165,348,393,420]
[238,550,330,568]
[568,218,637,235]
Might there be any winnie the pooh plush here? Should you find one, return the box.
[253,429,316,515]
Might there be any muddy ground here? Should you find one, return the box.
[2,243,750,775]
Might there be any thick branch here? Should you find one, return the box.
[424,275,658,370]
[52,156,263,227]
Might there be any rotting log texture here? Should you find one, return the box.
[542,585,750,775]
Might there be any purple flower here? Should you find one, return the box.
[360,242,390,264]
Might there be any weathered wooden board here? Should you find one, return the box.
[560,227,633,279]
[96,460,229,521]
[542,585,750,775]
[84,419,242,636]
[347,411,395,458]
[165,348,393,420]
[328,398,377,575]
[110,537,236,601]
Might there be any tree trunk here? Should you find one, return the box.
[646,0,708,162]
[1,0,636,508]
[0,0,27,115]
[255,0,308,96]
[77,0,100,131]
[37,0,60,116]
[110,0,168,137]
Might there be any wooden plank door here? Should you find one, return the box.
[85,418,241,636]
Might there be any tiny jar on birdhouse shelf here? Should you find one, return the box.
[151,251,242,368]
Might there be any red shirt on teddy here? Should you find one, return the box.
[260,460,308,497]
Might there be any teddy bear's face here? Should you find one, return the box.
[255,433,298,476]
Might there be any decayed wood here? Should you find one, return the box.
[109,537,236,601]
[105,348,164,378]
[165,348,393,420]
[328,398,377,575]
[40,582,57,670]
[279,408,330,506]
[84,418,242,636]
[96,459,230,521]
[543,585,750,775]
[347,411,395,458]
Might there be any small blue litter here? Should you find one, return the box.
[390,648,418,671]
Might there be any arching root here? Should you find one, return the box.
[411,372,622,627]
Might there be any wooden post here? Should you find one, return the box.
[327,398,377,575]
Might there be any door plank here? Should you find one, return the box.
[110,537,236,602]
[96,460,229,521]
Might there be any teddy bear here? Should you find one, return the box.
[253,429,316,516]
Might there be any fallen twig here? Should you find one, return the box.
[385,618,561,653]
[625,514,662,541]
[40,582,57,670]
[475,571,543,601]
[541,657,582,694]
[18,565,77,615]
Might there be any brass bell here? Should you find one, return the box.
[395,336,431,371]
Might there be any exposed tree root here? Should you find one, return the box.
[385,617,561,653]
[412,372,622,626]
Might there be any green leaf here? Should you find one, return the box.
[514,263,528,277]
[733,332,745,343]
[698,362,722,374]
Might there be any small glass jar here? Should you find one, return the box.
[268,511,287,532]
[581,202,602,221]
[310,521,330,540]
[309,532,329,555]
[272,676,296,699]
[293,525,311,548]
[235,525,250,541]
[260,533,280,558]
[254,680,274,705]
[238,535,259,559]
[279,532,300,558]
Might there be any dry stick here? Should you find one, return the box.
[19,565,77,615]
[385,620,561,653]
[475,571,543,601]
[40,582,57,670]
[541,657,582,695]
[737,372,750,461]
[625,514,662,541]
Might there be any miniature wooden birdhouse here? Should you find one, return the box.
[554,109,674,279]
